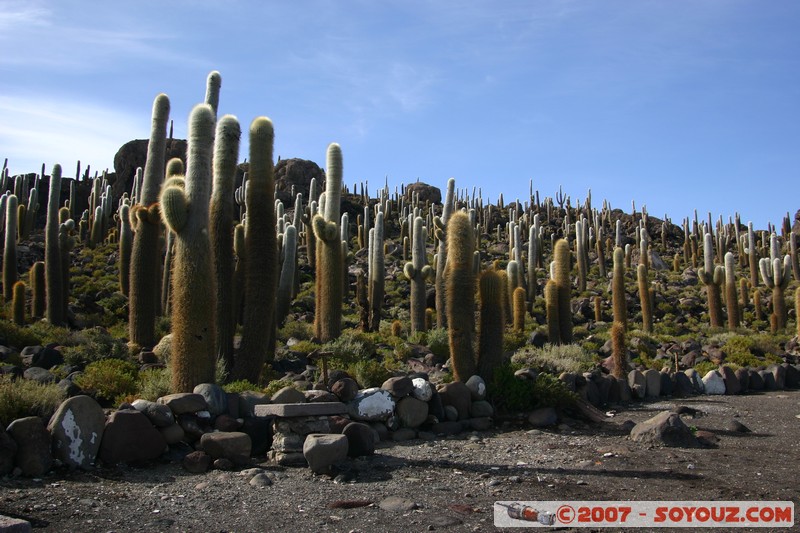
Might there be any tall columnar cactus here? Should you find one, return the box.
[512,286,526,332]
[369,211,385,331]
[2,195,18,302]
[312,143,344,342]
[30,261,45,318]
[44,164,64,324]
[477,269,504,383]
[545,278,559,344]
[204,71,222,116]
[575,218,588,292]
[747,222,759,288]
[435,178,456,328]
[276,224,297,325]
[759,253,791,331]
[698,233,724,328]
[118,204,132,295]
[553,239,573,344]
[58,220,74,319]
[130,94,170,348]
[637,264,652,333]
[234,117,279,381]
[209,115,241,372]
[12,281,25,325]
[724,252,740,330]
[403,216,432,333]
[446,211,476,382]
[796,286,800,337]
[160,104,217,392]
[612,246,627,331]
[232,223,246,326]
[527,214,540,301]
[610,320,626,379]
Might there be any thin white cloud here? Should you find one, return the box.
[0,1,51,30]
[0,94,144,175]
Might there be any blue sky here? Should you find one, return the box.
[1,0,798,229]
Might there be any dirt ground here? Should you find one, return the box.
[2,390,798,533]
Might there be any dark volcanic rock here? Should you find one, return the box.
[404,181,442,205]
[113,138,187,200]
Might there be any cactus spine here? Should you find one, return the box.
[130,94,170,348]
[234,117,278,381]
[3,195,18,302]
[403,216,432,333]
[160,104,217,392]
[209,114,241,372]
[44,164,64,324]
[477,269,504,383]
[446,211,476,382]
[312,143,344,342]
[724,252,740,329]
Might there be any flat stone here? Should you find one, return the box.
[238,391,271,417]
[379,496,418,512]
[272,432,306,452]
[158,393,208,415]
[249,473,273,488]
[256,402,346,418]
[47,395,106,468]
[200,432,252,460]
[6,417,52,476]
[274,416,333,435]
[302,433,348,473]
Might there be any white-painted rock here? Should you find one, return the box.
[48,395,106,468]
[702,370,726,395]
[410,378,433,402]
[347,389,395,422]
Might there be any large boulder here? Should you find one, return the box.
[98,410,167,465]
[0,427,17,475]
[302,433,348,474]
[404,182,442,205]
[630,411,700,448]
[7,417,53,476]
[112,138,187,200]
[347,389,395,422]
[47,395,106,468]
[274,158,325,200]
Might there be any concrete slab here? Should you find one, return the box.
[255,402,347,417]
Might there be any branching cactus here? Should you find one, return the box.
[313,143,344,342]
[2,194,18,302]
[724,252,740,329]
[44,164,64,324]
[209,115,241,372]
[235,117,279,380]
[759,253,791,331]
[130,93,170,348]
[477,269,504,383]
[446,210,476,382]
[698,233,724,328]
[403,216,432,333]
[435,178,455,328]
[160,104,217,392]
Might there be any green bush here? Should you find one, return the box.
[324,330,376,364]
[488,363,577,413]
[224,379,264,394]
[348,359,392,388]
[74,358,139,404]
[425,328,449,362]
[263,379,301,397]
[61,327,128,367]
[693,360,718,376]
[137,367,172,401]
[721,335,762,367]
[511,343,595,374]
[0,375,66,427]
